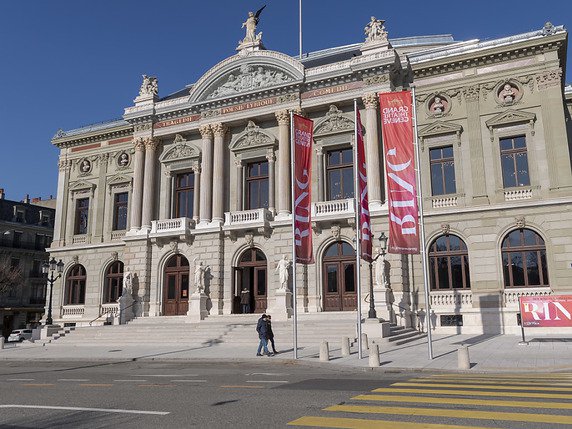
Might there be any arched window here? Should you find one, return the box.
[103,261,124,304]
[65,264,86,305]
[502,229,548,288]
[429,235,470,290]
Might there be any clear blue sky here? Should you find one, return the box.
[1,0,570,202]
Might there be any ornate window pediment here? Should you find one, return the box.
[107,174,132,194]
[418,121,462,151]
[69,180,96,197]
[159,134,201,163]
[485,109,536,140]
[230,121,276,153]
[314,105,354,137]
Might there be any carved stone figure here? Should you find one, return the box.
[193,259,208,293]
[80,160,91,173]
[241,7,265,44]
[275,255,291,291]
[430,96,445,113]
[139,75,158,97]
[499,84,516,103]
[209,66,291,99]
[123,266,133,294]
[364,16,387,43]
[118,152,129,167]
[374,248,388,288]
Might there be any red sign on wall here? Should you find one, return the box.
[378,91,420,254]
[520,295,572,327]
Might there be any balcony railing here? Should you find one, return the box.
[72,234,88,245]
[101,303,119,316]
[62,305,85,317]
[111,230,126,241]
[430,290,473,308]
[311,198,355,220]
[502,287,551,307]
[224,208,273,228]
[150,217,194,237]
[504,187,533,201]
[431,196,458,208]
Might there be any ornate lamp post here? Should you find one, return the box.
[368,232,389,319]
[42,257,64,325]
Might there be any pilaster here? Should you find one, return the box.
[275,110,291,218]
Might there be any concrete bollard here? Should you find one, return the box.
[361,333,369,350]
[369,343,380,367]
[0,337,4,349]
[458,345,470,370]
[319,340,330,362]
[341,336,351,357]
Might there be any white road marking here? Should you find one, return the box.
[113,379,148,382]
[134,374,198,377]
[0,405,169,415]
[7,379,34,381]
[246,380,288,384]
[57,379,89,382]
[171,380,207,383]
[246,373,289,376]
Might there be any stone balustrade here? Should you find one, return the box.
[502,287,552,307]
[150,217,194,237]
[311,198,355,220]
[430,290,473,308]
[101,303,119,316]
[504,188,533,201]
[111,231,125,241]
[431,196,458,208]
[224,208,272,228]
[72,235,87,244]
[62,305,85,317]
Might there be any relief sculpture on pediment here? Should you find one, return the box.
[208,64,292,99]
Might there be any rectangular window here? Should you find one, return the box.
[112,192,129,230]
[13,231,22,248]
[74,198,90,235]
[500,136,530,188]
[327,148,354,200]
[32,260,43,277]
[246,161,269,209]
[30,283,45,305]
[35,234,44,250]
[174,172,194,218]
[430,146,456,195]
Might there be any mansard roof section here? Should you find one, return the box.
[51,117,132,148]
[188,50,305,103]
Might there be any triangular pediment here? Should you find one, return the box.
[230,121,276,151]
[418,121,463,138]
[314,105,354,136]
[107,174,132,186]
[159,135,201,162]
[485,109,536,129]
[69,180,96,193]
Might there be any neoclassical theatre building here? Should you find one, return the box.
[48,17,572,334]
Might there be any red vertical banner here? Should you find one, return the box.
[379,91,420,254]
[356,109,372,262]
[293,114,314,264]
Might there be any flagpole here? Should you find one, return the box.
[411,85,433,360]
[299,0,303,59]
[353,99,363,360]
[290,110,299,360]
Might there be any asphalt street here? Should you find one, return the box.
[1,361,572,428]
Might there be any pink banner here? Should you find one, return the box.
[356,109,372,262]
[520,295,572,328]
[293,114,314,264]
[379,91,420,254]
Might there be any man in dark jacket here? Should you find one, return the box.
[240,286,251,314]
[256,314,272,356]
[266,314,278,354]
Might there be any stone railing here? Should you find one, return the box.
[150,217,194,237]
[72,235,87,245]
[311,198,355,219]
[111,231,126,241]
[224,208,273,227]
[504,188,533,201]
[62,305,85,317]
[431,196,458,208]
[101,303,119,316]
[502,287,552,307]
[430,290,473,308]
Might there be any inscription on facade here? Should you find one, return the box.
[301,81,364,100]
[154,115,201,129]
[220,97,277,115]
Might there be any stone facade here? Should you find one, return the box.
[47,19,572,334]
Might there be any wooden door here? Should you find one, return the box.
[322,242,357,311]
[254,267,267,313]
[163,255,190,316]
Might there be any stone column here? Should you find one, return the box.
[266,149,276,214]
[316,146,324,202]
[129,138,146,231]
[463,86,489,204]
[276,110,291,218]
[363,93,383,208]
[235,158,244,211]
[199,125,214,224]
[141,138,159,230]
[192,163,201,223]
[53,158,71,246]
[162,168,172,220]
[211,123,228,224]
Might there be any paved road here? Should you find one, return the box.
[1,361,571,428]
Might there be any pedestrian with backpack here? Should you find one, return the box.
[256,314,272,356]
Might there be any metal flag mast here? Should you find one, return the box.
[411,86,434,360]
[353,99,363,360]
[290,110,299,360]
[299,0,303,59]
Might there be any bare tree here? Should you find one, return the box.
[0,256,23,295]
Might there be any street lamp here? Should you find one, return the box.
[42,257,64,325]
[368,232,388,319]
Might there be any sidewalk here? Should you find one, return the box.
[2,333,572,372]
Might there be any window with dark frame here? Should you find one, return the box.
[502,228,549,288]
[74,198,90,235]
[500,135,530,188]
[29,282,45,305]
[65,264,87,305]
[326,148,354,201]
[174,172,194,218]
[246,160,269,210]
[430,146,456,196]
[429,234,471,290]
[112,192,129,231]
[12,231,22,248]
[103,261,124,304]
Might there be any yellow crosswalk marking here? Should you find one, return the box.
[431,373,572,379]
[407,377,572,387]
[392,382,572,392]
[371,387,572,400]
[325,404,572,425]
[288,416,501,429]
[354,394,572,410]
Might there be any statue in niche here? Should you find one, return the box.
[430,96,445,114]
[193,258,209,293]
[123,266,133,295]
[118,152,129,167]
[364,16,387,43]
[139,75,158,97]
[275,255,291,291]
[499,83,517,103]
[80,159,91,173]
[374,248,388,288]
[241,6,265,44]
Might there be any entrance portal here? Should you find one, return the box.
[234,248,267,314]
[322,241,357,311]
[163,254,190,316]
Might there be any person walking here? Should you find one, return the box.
[256,314,272,356]
[240,286,251,314]
[266,314,278,354]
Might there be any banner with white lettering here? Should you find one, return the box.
[356,109,372,262]
[379,91,420,254]
[293,114,314,264]
[520,295,572,327]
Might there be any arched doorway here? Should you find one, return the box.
[322,241,356,311]
[234,248,267,314]
[163,254,190,316]
[103,261,124,303]
[65,264,87,305]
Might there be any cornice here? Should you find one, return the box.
[52,125,133,149]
